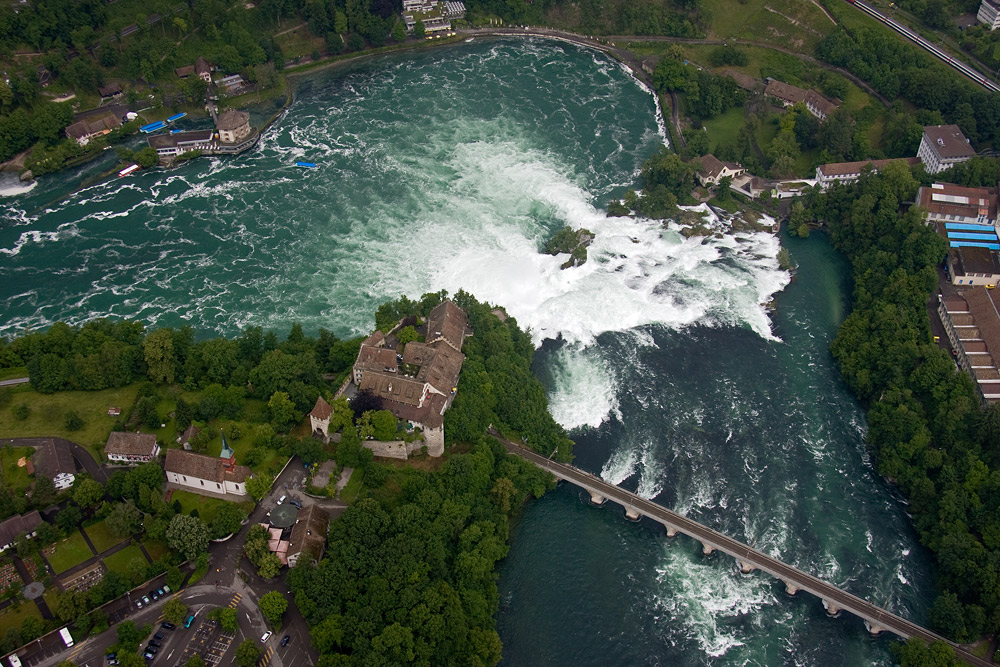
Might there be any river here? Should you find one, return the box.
[0,37,934,666]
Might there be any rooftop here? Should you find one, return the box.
[164,449,250,483]
[216,109,250,132]
[288,504,329,561]
[818,157,920,177]
[31,439,75,479]
[0,511,41,548]
[309,396,333,421]
[955,246,1000,276]
[923,125,975,159]
[105,431,157,456]
[918,182,998,220]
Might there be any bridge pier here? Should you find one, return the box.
[822,600,842,616]
[701,542,715,556]
[864,621,885,636]
[588,492,606,506]
[625,507,642,521]
[665,525,679,538]
[737,560,756,574]
[783,581,799,596]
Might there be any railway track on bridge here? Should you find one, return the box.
[499,438,992,666]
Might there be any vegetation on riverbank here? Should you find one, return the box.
[796,163,1000,655]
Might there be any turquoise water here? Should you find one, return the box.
[0,38,934,665]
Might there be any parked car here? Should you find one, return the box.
[153,633,164,641]
[184,614,196,628]
[281,635,291,647]
[149,590,159,601]
[144,645,158,654]
[260,631,272,643]
[162,585,171,593]
[161,622,175,630]
[289,500,303,509]
[135,599,143,609]
[156,587,165,597]
[142,595,151,605]
[277,495,286,505]
[148,640,161,648]
[143,652,154,661]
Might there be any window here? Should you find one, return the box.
[217,483,221,489]
[200,480,204,486]
[182,476,187,481]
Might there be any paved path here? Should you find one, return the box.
[0,378,28,387]
[499,437,992,666]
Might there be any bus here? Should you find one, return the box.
[58,627,74,648]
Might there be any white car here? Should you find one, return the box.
[260,631,272,643]
[277,495,286,505]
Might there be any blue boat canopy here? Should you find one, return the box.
[166,113,187,122]
[295,161,317,168]
[140,121,166,133]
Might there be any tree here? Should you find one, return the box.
[163,598,188,624]
[259,591,288,626]
[413,20,425,39]
[211,502,246,538]
[116,620,143,651]
[56,506,82,533]
[166,514,210,560]
[217,607,238,633]
[106,501,143,537]
[135,147,158,169]
[31,475,56,506]
[246,473,273,501]
[73,478,105,509]
[267,391,297,430]
[12,404,29,420]
[257,553,281,578]
[63,410,84,431]
[391,19,406,42]
[144,329,175,384]
[235,639,260,667]
[185,657,206,667]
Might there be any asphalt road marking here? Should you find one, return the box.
[228,593,242,609]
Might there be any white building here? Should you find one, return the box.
[918,125,975,174]
[308,396,333,438]
[815,157,919,189]
[0,512,41,553]
[402,0,465,33]
[105,432,159,464]
[692,154,745,187]
[978,0,1000,29]
[164,449,251,497]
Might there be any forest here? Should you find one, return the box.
[797,162,1000,650]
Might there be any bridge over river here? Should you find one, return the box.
[499,439,992,666]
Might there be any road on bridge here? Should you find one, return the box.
[499,438,992,667]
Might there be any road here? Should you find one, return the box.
[499,438,993,667]
[0,377,28,387]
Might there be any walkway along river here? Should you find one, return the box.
[496,436,989,666]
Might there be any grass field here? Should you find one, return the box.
[275,24,327,61]
[46,531,94,574]
[142,540,169,564]
[701,107,745,152]
[0,602,41,635]
[700,0,836,51]
[102,543,147,577]
[0,447,34,494]
[340,468,364,503]
[169,489,225,525]
[83,520,126,554]
[0,385,139,447]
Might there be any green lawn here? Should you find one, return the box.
[169,489,226,525]
[340,468,364,504]
[83,520,126,554]
[45,531,94,574]
[0,385,139,447]
[102,543,147,577]
[142,540,169,564]
[274,25,327,60]
[701,107,745,153]
[0,602,41,635]
[0,447,34,494]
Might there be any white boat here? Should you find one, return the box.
[118,164,140,177]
